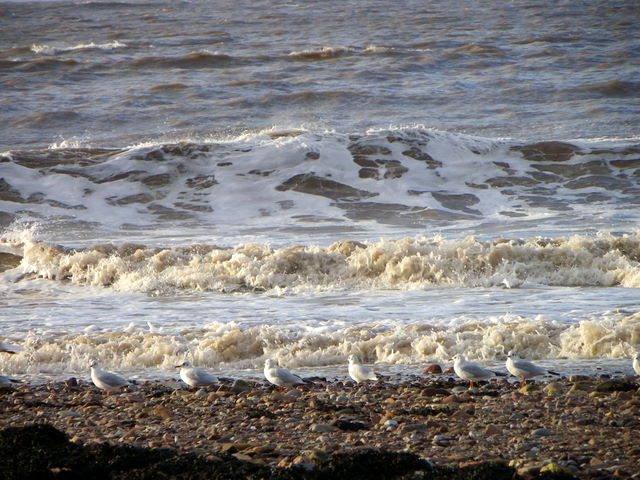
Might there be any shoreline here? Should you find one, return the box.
[1,374,639,479]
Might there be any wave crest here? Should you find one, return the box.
[4,232,640,294]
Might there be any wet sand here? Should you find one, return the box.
[1,373,639,479]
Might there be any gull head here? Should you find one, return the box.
[451,354,466,363]
[264,359,276,368]
[506,350,518,358]
[175,360,193,369]
[634,352,640,361]
[348,354,361,364]
[89,360,99,369]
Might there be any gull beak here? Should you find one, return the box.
[174,365,182,369]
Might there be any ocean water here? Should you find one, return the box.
[1,0,639,383]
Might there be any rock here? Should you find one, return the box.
[332,420,367,432]
[287,389,303,398]
[432,434,453,446]
[531,428,551,437]
[230,379,252,393]
[0,424,526,480]
[64,378,78,388]
[421,364,443,374]
[540,462,573,475]
[567,383,588,396]
[383,419,398,428]
[517,464,542,477]
[150,405,172,420]
[543,382,563,396]
[518,384,540,395]
[310,423,336,433]
[420,387,451,396]
[589,391,607,398]
[442,394,460,404]
[595,379,637,392]
[484,424,502,436]
[400,423,429,434]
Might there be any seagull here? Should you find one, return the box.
[263,359,305,389]
[633,352,640,376]
[175,360,218,388]
[506,350,559,385]
[452,354,494,388]
[0,341,20,354]
[348,354,377,383]
[147,321,163,334]
[89,360,129,393]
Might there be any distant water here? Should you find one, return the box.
[1,0,639,383]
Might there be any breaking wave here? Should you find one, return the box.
[3,231,640,294]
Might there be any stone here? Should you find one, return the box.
[531,428,551,437]
[567,383,588,396]
[421,364,443,374]
[400,423,429,434]
[540,462,573,475]
[518,384,540,395]
[484,424,502,436]
[432,434,453,446]
[310,424,336,433]
[543,382,563,396]
[420,387,451,396]
[332,420,367,432]
[230,379,252,393]
[595,379,637,393]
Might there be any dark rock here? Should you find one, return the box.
[0,424,524,480]
[332,420,367,431]
[314,450,431,479]
[595,379,637,392]
[421,364,443,374]
[64,377,78,388]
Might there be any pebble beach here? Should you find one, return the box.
[1,371,639,479]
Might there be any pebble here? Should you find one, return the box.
[310,424,336,433]
[432,434,452,446]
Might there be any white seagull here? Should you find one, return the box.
[506,350,558,386]
[263,359,305,389]
[633,352,640,376]
[89,360,129,393]
[175,360,218,388]
[348,354,377,383]
[452,354,494,388]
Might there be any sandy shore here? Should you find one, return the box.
[1,372,639,479]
